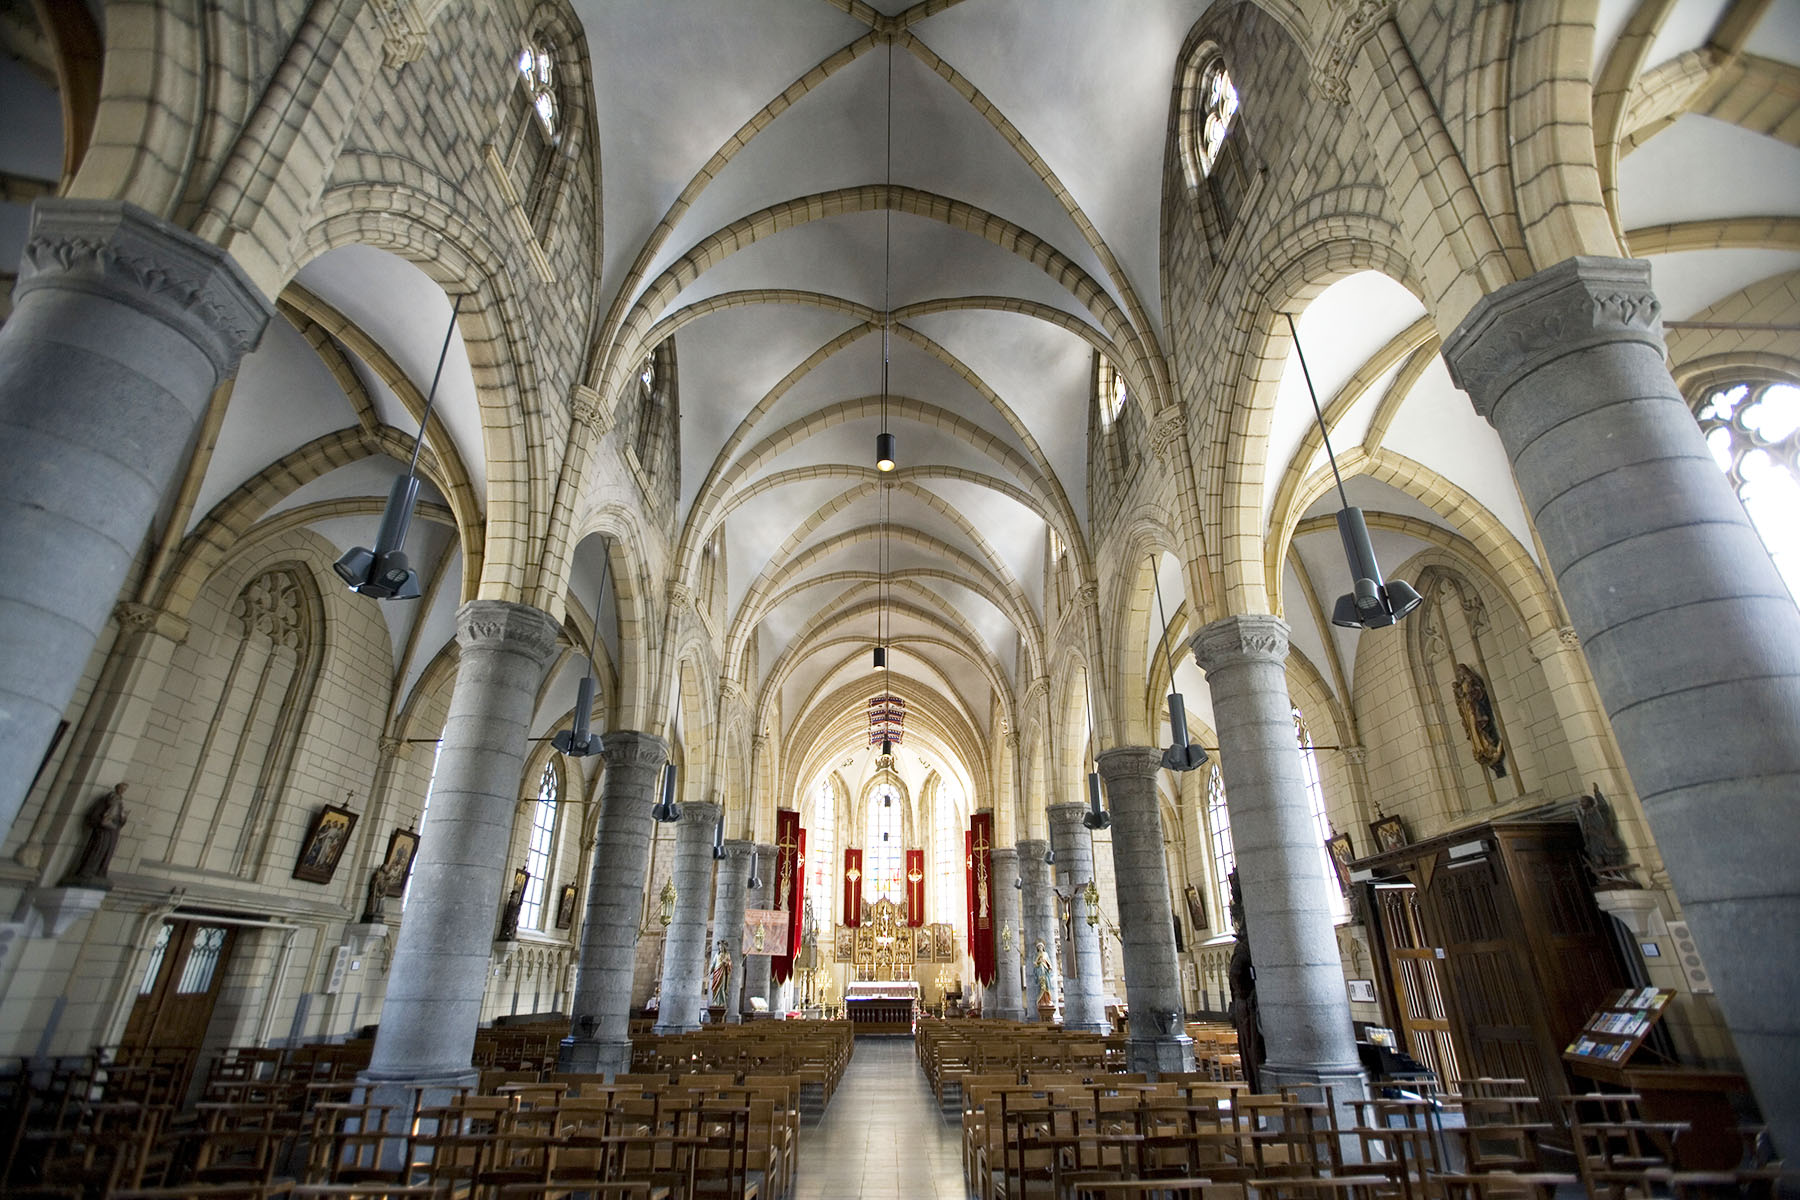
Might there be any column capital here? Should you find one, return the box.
[570,383,615,436]
[1096,745,1162,783]
[378,735,407,758]
[679,799,721,827]
[455,599,560,663]
[18,199,272,378]
[1311,0,1395,105]
[1016,838,1049,859]
[602,729,669,768]
[112,601,188,644]
[990,845,1019,865]
[1046,802,1089,829]
[722,838,756,861]
[1442,256,1665,412]
[1147,405,1187,467]
[1192,613,1290,672]
[1529,624,1582,661]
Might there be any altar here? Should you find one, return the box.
[844,980,919,1036]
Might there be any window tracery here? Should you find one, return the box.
[1194,59,1239,178]
[503,33,563,238]
[1699,381,1800,604]
[1205,766,1234,929]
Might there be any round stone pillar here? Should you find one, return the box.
[1016,838,1055,1021]
[741,841,776,1017]
[1192,615,1365,1107]
[0,200,271,834]
[1096,746,1195,1074]
[990,847,1024,1020]
[1444,256,1800,1155]
[654,800,721,1035]
[362,601,560,1093]
[1047,804,1110,1033]
[712,839,755,1023]
[560,730,667,1075]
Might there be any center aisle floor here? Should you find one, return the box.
[791,1036,967,1199]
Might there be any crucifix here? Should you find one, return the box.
[1050,884,1078,977]
[776,826,799,912]
[972,827,990,921]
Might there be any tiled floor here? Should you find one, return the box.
[790,1036,967,1199]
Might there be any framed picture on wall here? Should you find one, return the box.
[1370,814,1410,854]
[1184,883,1208,933]
[556,883,579,929]
[381,827,419,896]
[1326,832,1356,896]
[294,804,358,884]
[1347,978,1378,1004]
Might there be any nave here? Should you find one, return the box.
[793,1038,962,1200]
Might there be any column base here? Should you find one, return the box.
[1128,1035,1196,1076]
[558,1037,633,1078]
[355,1067,480,1114]
[995,1004,1025,1021]
[1262,1060,1370,1159]
[1062,1019,1112,1034]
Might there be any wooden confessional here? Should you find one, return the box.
[1353,820,1629,1123]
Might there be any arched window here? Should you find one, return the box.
[632,340,680,493]
[1194,59,1239,178]
[1097,356,1129,426]
[518,761,560,931]
[867,782,902,901]
[402,738,445,912]
[1294,708,1347,923]
[934,776,965,925]
[809,777,836,918]
[1205,766,1235,929]
[1699,381,1800,604]
[504,33,562,237]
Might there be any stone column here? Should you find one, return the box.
[1444,256,1800,1155]
[990,847,1024,1020]
[1047,804,1110,1033]
[1097,746,1196,1073]
[741,842,775,1017]
[712,839,754,1023]
[0,200,271,835]
[560,731,667,1075]
[362,601,560,1094]
[1016,838,1055,1021]
[1193,615,1365,1106]
[654,800,721,1035]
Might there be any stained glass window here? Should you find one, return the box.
[1699,381,1800,604]
[1206,766,1234,927]
[1295,708,1347,922]
[518,761,559,930]
[1195,59,1240,178]
[517,40,558,135]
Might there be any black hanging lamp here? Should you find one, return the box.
[1082,680,1111,830]
[874,41,898,476]
[1153,561,1209,772]
[1284,312,1422,629]
[712,808,726,860]
[552,541,611,757]
[653,682,683,823]
[334,294,463,599]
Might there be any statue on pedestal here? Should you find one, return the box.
[59,784,128,889]
[360,861,400,922]
[1226,871,1265,1093]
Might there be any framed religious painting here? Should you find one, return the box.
[1183,883,1208,933]
[381,826,419,896]
[294,804,357,884]
[556,882,579,929]
[1369,814,1410,854]
[1326,831,1356,896]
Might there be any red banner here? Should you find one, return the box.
[905,848,925,927]
[772,810,806,985]
[843,847,863,927]
[970,812,995,987]
[965,829,975,978]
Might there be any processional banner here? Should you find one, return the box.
[771,809,805,985]
[905,848,925,927]
[843,847,863,927]
[970,812,995,986]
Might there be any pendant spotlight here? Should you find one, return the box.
[712,809,726,861]
[747,850,763,892]
[653,683,683,823]
[552,541,611,758]
[875,432,897,473]
[334,294,463,599]
[1284,313,1422,630]
[1082,681,1111,830]
[873,645,887,669]
[1152,559,1209,772]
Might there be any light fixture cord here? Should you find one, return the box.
[1150,556,1182,694]
[586,538,611,681]
[1283,311,1351,510]
[408,293,465,477]
[882,37,893,439]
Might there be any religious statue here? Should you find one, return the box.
[498,867,529,940]
[360,861,399,923]
[1226,870,1265,1093]
[1453,662,1507,777]
[1576,784,1637,888]
[1051,886,1078,977]
[59,783,128,889]
[1032,939,1054,1007]
[710,942,734,1006]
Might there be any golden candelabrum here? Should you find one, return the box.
[1082,878,1101,928]
[658,878,677,927]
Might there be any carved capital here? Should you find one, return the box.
[1004,730,1021,751]
[720,678,745,706]
[454,600,561,664]
[1074,583,1099,609]
[601,729,670,769]
[1024,675,1051,709]
[667,582,693,612]
[1191,613,1290,672]
[1095,745,1163,782]
[18,200,272,377]
[680,799,722,828]
[1340,744,1369,768]
[1046,802,1090,831]
[1311,0,1395,106]
[370,0,430,67]
[112,601,188,644]
[378,735,407,758]
[1443,256,1666,414]
[723,839,757,862]
[570,383,615,437]
[1147,406,1187,467]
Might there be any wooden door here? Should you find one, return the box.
[122,919,237,1052]
[1373,884,1463,1086]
